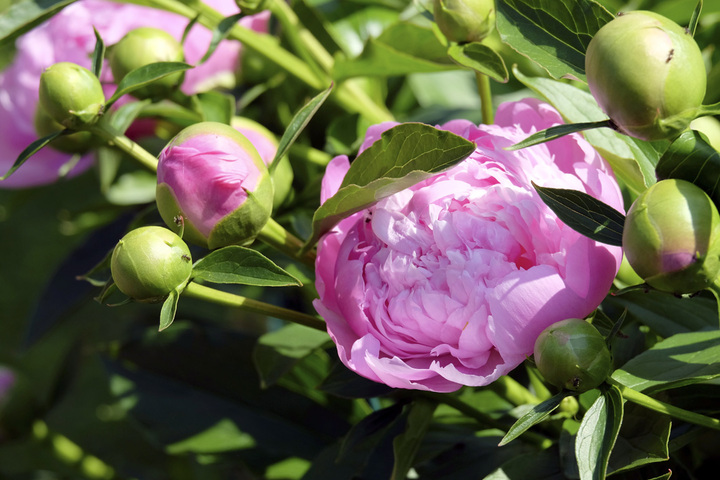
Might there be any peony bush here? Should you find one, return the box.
[3,0,720,478]
[315,99,624,391]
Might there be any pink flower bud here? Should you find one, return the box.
[231,116,294,208]
[156,122,274,249]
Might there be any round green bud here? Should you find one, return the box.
[558,395,579,418]
[33,104,95,153]
[38,62,105,129]
[433,0,496,44]
[534,319,612,393]
[623,179,720,294]
[109,27,185,99]
[111,226,193,303]
[585,11,706,141]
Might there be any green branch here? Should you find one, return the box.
[183,281,327,331]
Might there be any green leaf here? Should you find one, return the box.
[332,22,455,80]
[0,130,66,181]
[648,473,672,480]
[514,67,659,195]
[607,402,670,475]
[602,290,718,338]
[532,183,625,246]
[509,120,613,150]
[159,288,180,331]
[166,418,255,454]
[338,402,405,462]
[499,392,570,446]
[106,99,152,134]
[446,42,508,83]
[106,62,193,107]
[252,324,330,388]
[195,91,235,124]
[191,245,302,287]
[0,0,76,46]
[689,0,703,36]
[655,130,720,206]
[199,12,243,65]
[485,447,565,480]
[181,14,200,45]
[391,399,437,480]
[496,0,613,81]
[575,385,623,480]
[611,330,720,393]
[91,27,105,79]
[304,123,476,251]
[104,171,157,206]
[272,83,333,170]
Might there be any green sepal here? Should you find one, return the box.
[159,287,181,332]
[207,172,274,250]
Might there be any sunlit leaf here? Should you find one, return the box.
[192,246,302,287]
[446,42,508,83]
[575,385,623,480]
[0,0,76,45]
[611,330,720,393]
[500,392,570,446]
[496,0,613,81]
[272,83,333,170]
[106,62,193,107]
[656,130,720,206]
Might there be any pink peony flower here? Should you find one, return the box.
[0,0,269,188]
[156,121,274,249]
[314,98,624,392]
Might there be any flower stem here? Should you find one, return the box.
[88,123,158,172]
[266,0,332,75]
[183,281,327,331]
[257,217,316,267]
[608,379,720,431]
[420,391,553,448]
[289,143,333,167]
[487,375,541,406]
[476,72,494,125]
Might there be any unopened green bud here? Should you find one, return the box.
[585,11,706,141]
[623,179,720,294]
[534,319,612,393]
[109,27,185,99]
[433,0,495,44]
[33,104,95,153]
[38,62,105,129]
[111,226,193,302]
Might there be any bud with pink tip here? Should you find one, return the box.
[156,122,274,249]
